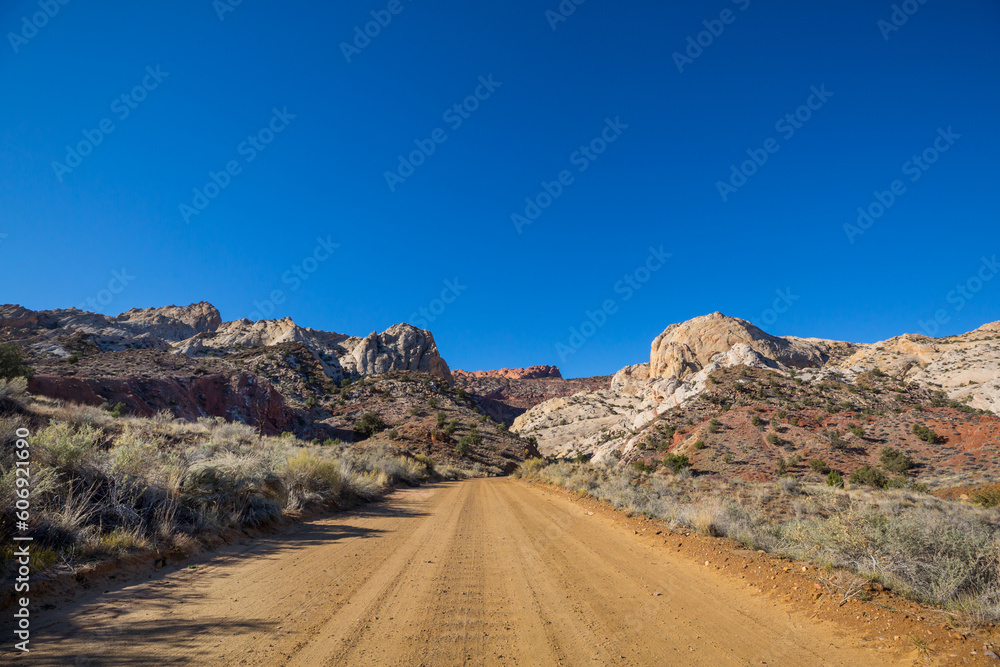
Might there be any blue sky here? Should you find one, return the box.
[2,0,998,377]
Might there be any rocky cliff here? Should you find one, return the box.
[0,303,453,385]
[512,312,1000,465]
[0,303,454,435]
[649,312,841,379]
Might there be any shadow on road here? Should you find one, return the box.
[2,482,451,663]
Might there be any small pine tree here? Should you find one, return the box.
[0,343,33,380]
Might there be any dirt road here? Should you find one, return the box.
[17,479,892,665]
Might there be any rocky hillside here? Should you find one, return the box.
[0,303,452,384]
[512,312,1000,489]
[1,302,538,473]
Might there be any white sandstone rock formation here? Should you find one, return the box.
[512,313,1000,462]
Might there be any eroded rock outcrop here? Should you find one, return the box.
[1,303,453,385]
[649,312,832,379]
[115,302,223,340]
[349,325,453,383]
[512,311,1000,462]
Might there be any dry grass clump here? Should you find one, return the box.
[0,377,28,411]
[0,405,440,575]
[516,459,1000,622]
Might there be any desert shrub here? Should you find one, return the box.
[778,476,800,494]
[427,397,438,408]
[786,505,1000,617]
[707,419,720,434]
[182,452,285,528]
[661,452,690,474]
[849,465,889,489]
[775,457,788,475]
[101,401,126,418]
[0,377,28,412]
[972,487,1000,509]
[826,430,849,451]
[283,452,343,510]
[912,424,940,444]
[455,440,471,456]
[686,497,728,537]
[413,453,435,472]
[513,457,548,478]
[694,440,706,450]
[765,433,780,445]
[827,470,844,488]
[0,343,33,380]
[110,425,170,480]
[435,411,447,428]
[339,446,427,488]
[809,459,830,474]
[633,460,657,473]
[354,412,387,439]
[387,428,399,440]
[751,415,763,429]
[343,468,389,500]
[407,406,419,416]
[848,424,865,438]
[880,446,914,474]
[34,422,104,474]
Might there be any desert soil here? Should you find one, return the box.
[14,480,915,666]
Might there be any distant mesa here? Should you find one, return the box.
[453,365,562,380]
